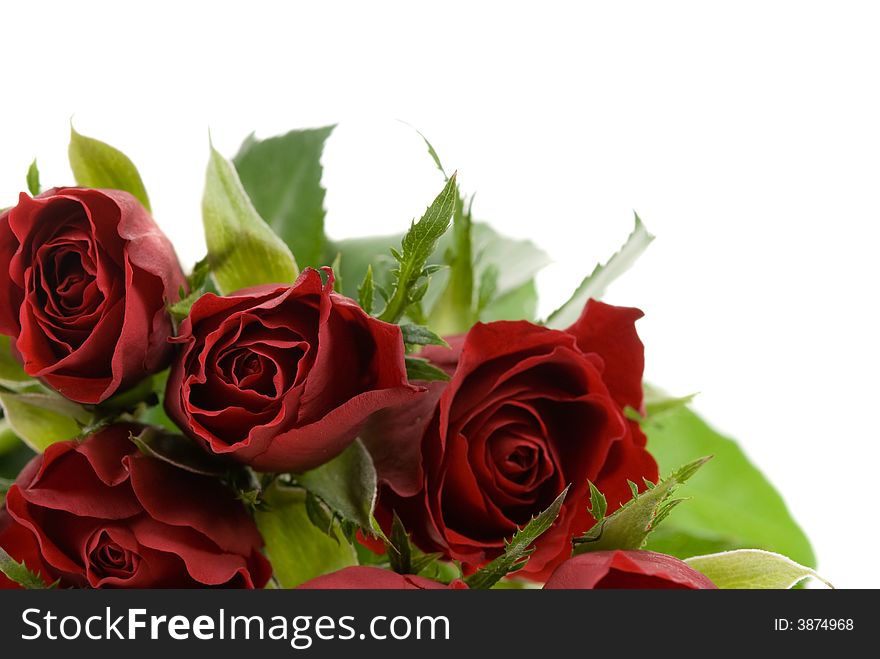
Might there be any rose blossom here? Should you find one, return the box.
[0,188,185,403]
[543,550,717,589]
[165,267,418,472]
[364,300,658,580]
[297,566,466,589]
[0,423,271,589]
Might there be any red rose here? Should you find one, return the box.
[0,188,185,404]
[0,424,271,589]
[165,267,418,472]
[297,566,466,589]
[364,300,658,580]
[543,551,717,589]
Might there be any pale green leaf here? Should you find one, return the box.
[0,391,90,452]
[465,486,569,589]
[296,439,377,531]
[642,395,815,567]
[202,144,299,294]
[68,126,151,211]
[545,214,653,328]
[685,549,832,589]
[26,160,40,197]
[0,546,51,589]
[234,126,334,268]
[255,486,357,588]
[573,457,710,554]
[0,419,20,457]
[0,336,34,391]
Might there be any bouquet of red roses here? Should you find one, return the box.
[0,126,825,590]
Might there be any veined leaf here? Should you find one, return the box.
[400,324,449,349]
[378,175,458,323]
[573,457,711,554]
[685,549,832,589]
[202,144,299,294]
[545,214,653,329]
[405,357,450,382]
[255,485,356,588]
[642,396,815,567]
[68,126,151,211]
[296,439,377,532]
[234,126,334,268]
[0,391,91,452]
[465,486,569,589]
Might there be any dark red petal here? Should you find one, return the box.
[360,381,445,497]
[0,509,52,589]
[543,550,717,589]
[127,453,264,556]
[131,517,261,587]
[0,207,23,335]
[565,299,645,412]
[244,384,422,472]
[297,566,453,590]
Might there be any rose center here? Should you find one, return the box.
[88,533,138,578]
[491,437,542,485]
[45,247,95,313]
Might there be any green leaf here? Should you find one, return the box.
[234,126,334,269]
[480,279,540,323]
[412,124,449,178]
[465,486,569,589]
[0,336,34,391]
[405,356,450,382]
[545,213,653,329]
[428,192,475,335]
[0,546,51,589]
[26,159,40,197]
[0,475,12,504]
[304,491,338,541]
[0,391,91,452]
[388,512,413,574]
[378,175,458,323]
[202,143,299,295]
[168,256,212,322]
[643,389,699,418]
[400,324,449,349]
[296,439,377,531]
[642,397,816,567]
[0,418,20,457]
[587,481,607,522]
[358,265,374,315]
[255,485,357,588]
[68,126,151,211]
[685,549,833,589]
[330,253,343,293]
[573,457,711,554]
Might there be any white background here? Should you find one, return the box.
[1,1,877,587]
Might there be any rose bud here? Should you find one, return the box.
[0,423,271,589]
[0,188,186,404]
[543,550,717,589]
[165,267,419,473]
[297,566,467,589]
[363,300,658,580]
